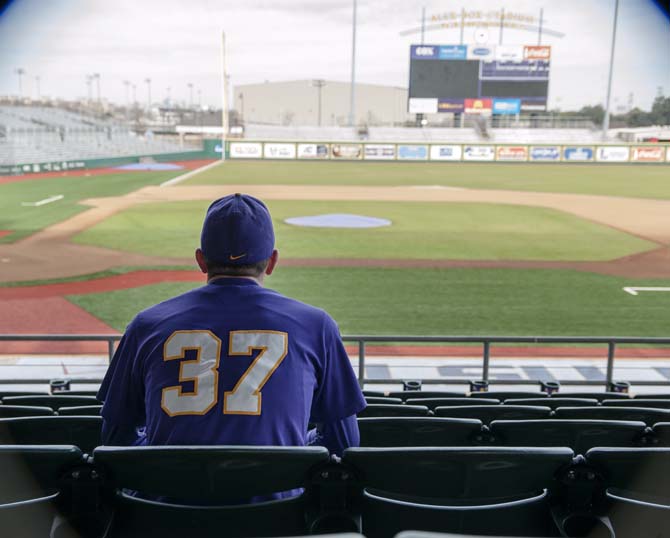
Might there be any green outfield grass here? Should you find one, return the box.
[72,199,654,261]
[0,170,183,243]
[185,161,670,199]
[66,267,670,336]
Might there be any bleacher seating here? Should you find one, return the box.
[358,418,482,447]
[0,416,102,453]
[405,398,500,410]
[505,397,599,409]
[605,399,670,409]
[469,391,547,401]
[434,405,552,424]
[358,405,430,418]
[0,405,55,418]
[2,395,100,410]
[365,397,403,405]
[57,405,102,416]
[553,406,670,426]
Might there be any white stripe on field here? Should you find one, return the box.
[160,160,223,187]
[21,194,64,207]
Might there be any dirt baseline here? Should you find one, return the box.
[2,181,670,283]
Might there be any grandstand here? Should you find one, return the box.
[0,105,195,165]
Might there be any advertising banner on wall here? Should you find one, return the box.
[495,45,524,62]
[331,143,362,159]
[463,145,495,161]
[410,44,467,60]
[297,143,329,159]
[529,146,561,161]
[631,146,664,162]
[464,98,493,115]
[492,99,521,115]
[364,144,396,160]
[523,45,551,60]
[263,143,296,159]
[467,45,495,61]
[230,142,263,159]
[563,147,594,161]
[430,145,462,161]
[481,61,549,79]
[596,146,630,162]
[667,147,670,162]
[496,146,528,161]
[398,145,428,160]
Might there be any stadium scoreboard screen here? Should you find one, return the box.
[408,44,550,115]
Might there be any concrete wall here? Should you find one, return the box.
[233,80,411,126]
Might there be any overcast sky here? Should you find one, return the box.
[0,0,668,111]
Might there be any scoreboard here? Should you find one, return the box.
[408,44,550,115]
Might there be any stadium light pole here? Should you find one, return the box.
[312,79,326,126]
[15,68,25,98]
[34,75,41,100]
[145,78,152,114]
[602,0,620,139]
[188,82,194,109]
[420,6,426,44]
[93,73,101,104]
[348,0,357,127]
[221,30,228,162]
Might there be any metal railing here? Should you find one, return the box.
[1,334,669,388]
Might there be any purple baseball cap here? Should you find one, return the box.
[200,193,275,265]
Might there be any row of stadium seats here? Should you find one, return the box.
[2,414,670,456]
[1,444,668,537]
[364,390,669,401]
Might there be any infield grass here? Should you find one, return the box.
[67,267,670,336]
[0,170,185,243]
[185,161,670,200]
[72,199,654,261]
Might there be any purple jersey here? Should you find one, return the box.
[98,278,366,447]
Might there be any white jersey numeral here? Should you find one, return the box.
[224,331,288,415]
[161,330,221,416]
[160,330,288,417]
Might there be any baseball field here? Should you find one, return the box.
[1,160,670,339]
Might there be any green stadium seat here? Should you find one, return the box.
[0,494,63,538]
[586,448,670,537]
[0,391,49,400]
[652,423,670,446]
[634,393,670,400]
[3,395,100,410]
[405,398,500,410]
[490,420,646,454]
[358,404,430,418]
[358,417,483,447]
[387,391,465,401]
[54,391,100,398]
[58,405,103,416]
[434,405,552,424]
[505,398,599,409]
[396,532,547,538]
[603,399,670,409]
[557,392,630,401]
[365,397,403,405]
[0,417,102,453]
[343,447,573,537]
[469,391,547,400]
[554,406,670,426]
[93,446,330,538]
[363,390,386,397]
[0,405,55,418]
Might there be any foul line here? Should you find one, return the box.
[21,194,64,207]
[624,287,670,296]
[160,160,223,187]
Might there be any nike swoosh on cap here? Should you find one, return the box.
[229,253,246,261]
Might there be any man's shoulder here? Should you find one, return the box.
[264,287,331,324]
[131,285,208,333]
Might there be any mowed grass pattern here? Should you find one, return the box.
[0,170,184,243]
[185,161,670,200]
[72,199,654,261]
[67,267,670,336]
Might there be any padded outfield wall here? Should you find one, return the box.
[227,141,670,164]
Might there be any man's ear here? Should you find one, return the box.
[195,248,208,274]
[265,249,279,276]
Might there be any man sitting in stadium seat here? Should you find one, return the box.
[98,193,365,456]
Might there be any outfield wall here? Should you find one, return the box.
[0,140,221,176]
[228,141,670,164]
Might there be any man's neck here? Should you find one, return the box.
[207,274,263,286]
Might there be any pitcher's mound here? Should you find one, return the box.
[285,214,391,228]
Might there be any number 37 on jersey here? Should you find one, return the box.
[160,330,288,417]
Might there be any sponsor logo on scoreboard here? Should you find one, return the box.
[631,146,664,162]
[408,97,438,114]
[439,45,467,60]
[364,144,396,160]
[495,45,524,62]
[463,145,495,161]
[297,143,329,159]
[529,146,560,161]
[464,98,493,115]
[230,142,262,159]
[524,46,551,60]
[563,147,594,161]
[411,44,468,60]
[331,144,362,159]
[496,146,528,161]
[521,100,547,112]
[596,146,630,162]
[492,99,521,115]
[411,45,439,59]
[430,145,462,161]
[437,99,465,113]
[263,143,296,159]
[398,145,428,160]
[467,46,495,61]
